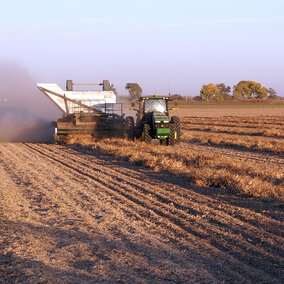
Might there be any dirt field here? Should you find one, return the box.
[1,107,284,283]
[171,103,284,117]
[86,114,283,203]
[0,141,283,283]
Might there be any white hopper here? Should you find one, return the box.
[37,83,116,114]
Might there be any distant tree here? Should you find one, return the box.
[232,81,250,99]
[171,94,183,100]
[254,84,268,99]
[233,81,267,99]
[200,83,220,101]
[125,83,142,106]
[216,83,232,101]
[267,88,278,99]
[193,96,202,101]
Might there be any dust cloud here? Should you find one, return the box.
[0,62,60,142]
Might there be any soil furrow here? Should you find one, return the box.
[0,143,283,283]
[30,143,284,245]
[22,143,284,280]
[30,143,283,232]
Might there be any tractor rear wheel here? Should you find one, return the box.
[142,123,152,143]
[171,116,181,144]
[125,116,135,139]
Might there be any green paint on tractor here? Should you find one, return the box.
[156,128,170,137]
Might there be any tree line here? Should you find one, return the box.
[124,81,279,104]
[199,81,278,101]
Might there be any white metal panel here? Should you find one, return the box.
[37,83,116,114]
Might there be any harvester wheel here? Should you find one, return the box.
[142,123,152,143]
[125,116,135,139]
[171,116,181,144]
[54,134,64,144]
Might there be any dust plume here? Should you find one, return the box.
[0,62,60,142]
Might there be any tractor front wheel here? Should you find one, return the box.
[171,116,181,144]
[168,123,176,145]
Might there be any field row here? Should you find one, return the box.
[182,116,284,126]
[181,121,284,130]
[182,131,284,153]
[182,124,284,138]
[67,136,283,202]
[180,116,284,153]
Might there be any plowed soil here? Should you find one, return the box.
[0,143,283,283]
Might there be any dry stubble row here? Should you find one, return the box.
[181,116,284,153]
[66,135,283,202]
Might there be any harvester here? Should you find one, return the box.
[125,94,181,145]
[37,80,125,143]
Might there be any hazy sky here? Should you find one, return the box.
[1,0,284,96]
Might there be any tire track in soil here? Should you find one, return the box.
[33,143,283,234]
[19,143,284,278]
[0,143,219,283]
[33,143,283,266]
[0,143,283,283]
[23,144,284,280]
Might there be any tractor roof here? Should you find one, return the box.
[138,95,170,100]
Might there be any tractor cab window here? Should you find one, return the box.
[144,99,167,114]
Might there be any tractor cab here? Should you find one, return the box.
[138,95,169,118]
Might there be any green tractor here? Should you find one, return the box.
[125,95,181,145]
